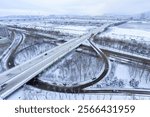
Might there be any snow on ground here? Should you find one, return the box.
[38,51,103,85]
[0,19,96,35]
[22,85,150,100]
[100,22,150,42]
[53,25,94,35]
[14,42,103,85]
[1,18,150,100]
[6,88,25,100]
[0,64,2,73]
[114,63,150,88]
[14,45,150,100]
[118,22,150,31]
[88,59,150,90]
[14,42,56,65]
[94,22,150,89]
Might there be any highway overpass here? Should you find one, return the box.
[0,24,111,99]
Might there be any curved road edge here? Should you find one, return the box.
[28,36,110,93]
[0,31,25,71]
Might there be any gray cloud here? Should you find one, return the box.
[0,0,150,16]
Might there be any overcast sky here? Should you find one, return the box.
[0,0,150,16]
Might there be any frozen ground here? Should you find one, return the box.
[14,42,56,64]
[0,17,99,36]
[7,85,150,100]
[14,43,103,85]
[118,22,150,31]
[12,41,150,100]
[1,17,150,100]
[94,61,150,89]
[100,22,150,42]
[53,25,94,35]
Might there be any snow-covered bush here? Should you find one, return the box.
[129,79,139,88]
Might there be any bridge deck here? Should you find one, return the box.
[0,24,110,99]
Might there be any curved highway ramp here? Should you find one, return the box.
[0,24,110,99]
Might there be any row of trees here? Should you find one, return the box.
[94,36,150,57]
[39,51,103,85]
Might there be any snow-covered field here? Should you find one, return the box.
[14,42,56,64]
[11,40,150,100]
[53,25,94,35]
[100,22,150,43]
[95,61,150,89]
[90,21,150,91]
[14,43,103,85]
[8,85,150,100]
[0,17,100,36]
[1,17,150,100]
[119,21,150,31]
